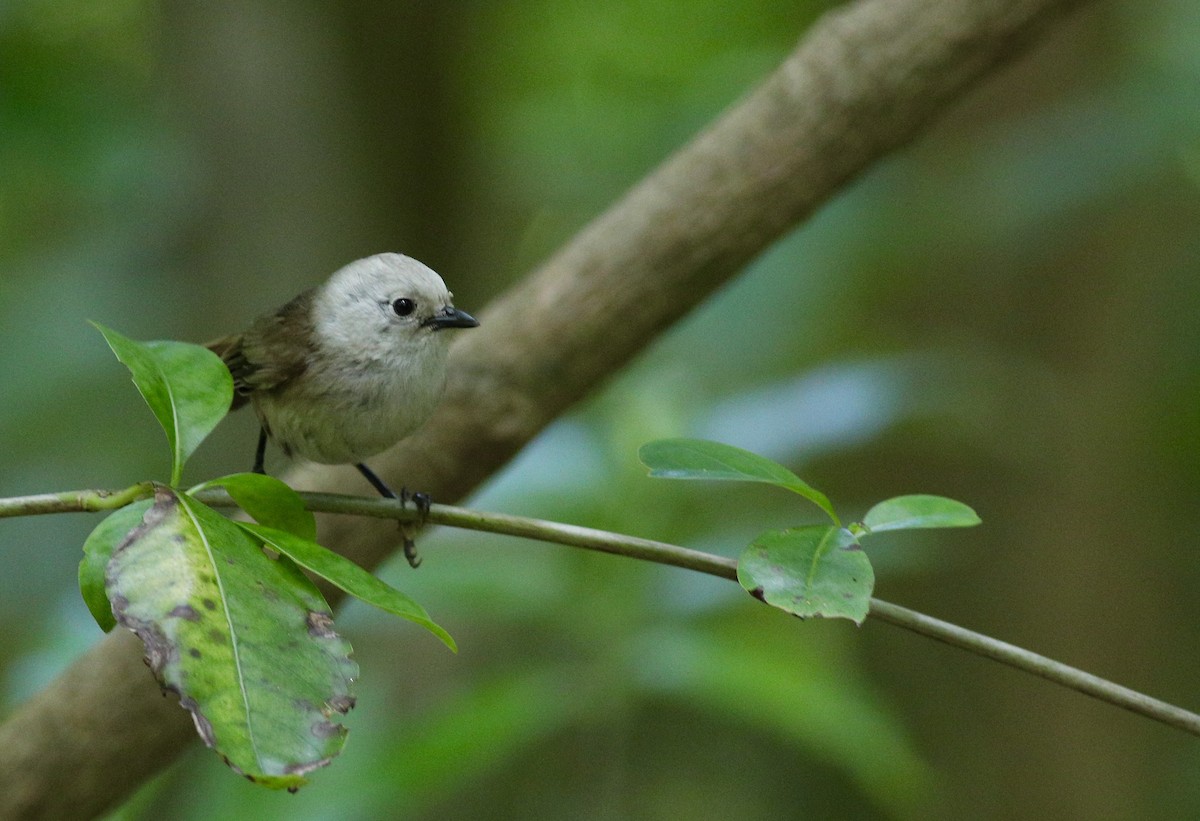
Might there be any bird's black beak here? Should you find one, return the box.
[424,306,480,330]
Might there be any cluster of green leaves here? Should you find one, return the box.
[639,439,980,624]
[82,324,453,791]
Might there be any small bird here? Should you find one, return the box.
[207,253,479,559]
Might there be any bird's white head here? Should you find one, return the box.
[312,252,478,364]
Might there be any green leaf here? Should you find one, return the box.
[79,500,154,632]
[862,494,981,534]
[737,526,873,625]
[93,323,233,486]
[105,488,358,789]
[192,473,317,541]
[240,523,456,652]
[639,438,838,525]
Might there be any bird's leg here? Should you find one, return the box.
[355,463,425,569]
[252,428,269,475]
[354,462,397,499]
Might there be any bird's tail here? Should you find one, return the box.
[205,334,252,411]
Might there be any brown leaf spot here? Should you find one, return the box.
[327,694,356,714]
[188,648,202,659]
[283,756,331,777]
[179,696,217,748]
[115,614,176,677]
[201,598,218,611]
[747,586,766,602]
[306,611,336,638]
[168,604,202,621]
[310,720,344,739]
[110,490,176,559]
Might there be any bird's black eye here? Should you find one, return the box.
[391,298,416,317]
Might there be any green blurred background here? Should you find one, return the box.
[3,0,1199,818]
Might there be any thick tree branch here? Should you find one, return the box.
[0,0,1094,817]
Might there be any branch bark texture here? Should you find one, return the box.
[0,0,1092,817]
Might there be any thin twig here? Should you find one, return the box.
[12,484,1192,737]
[0,484,155,518]
[864,600,1200,736]
[284,493,1200,737]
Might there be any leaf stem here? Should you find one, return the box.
[3,485,1198,737]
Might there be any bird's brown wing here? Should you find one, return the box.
[206,289,315,411]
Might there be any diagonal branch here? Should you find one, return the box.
[0,0,1095,817]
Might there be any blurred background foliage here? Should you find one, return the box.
[2,0,1199,818]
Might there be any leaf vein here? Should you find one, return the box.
[179,496,257,763]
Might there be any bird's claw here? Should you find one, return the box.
[402,533,422,568]
[397,487,431,568]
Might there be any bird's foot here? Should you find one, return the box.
[401,533,422,568]
[400,487,432,523]
[353,463,425,567]
[398,487,432,569]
